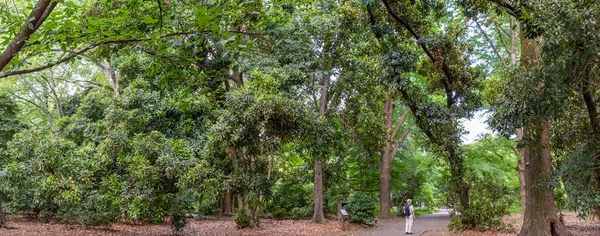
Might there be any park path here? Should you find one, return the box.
[356,209,451,236]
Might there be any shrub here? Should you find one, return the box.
[448,178,514,232]
[290,206,311,219]
[266,181,311,219]
[234,211,251,229]
[345,192,377,226]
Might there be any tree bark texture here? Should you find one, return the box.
[519,122,570,236]
[0,0,57,73]
[518,27,571,236]
[379,96,395,218]
[221,191,234,215]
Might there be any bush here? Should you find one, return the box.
[198,197,221,216]
[234,211,251,229]
[448,178,514,232]
[266,181,311,219]
[345,192,377,226]
[290,206,311,219]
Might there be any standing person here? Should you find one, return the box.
[404,199,415,234]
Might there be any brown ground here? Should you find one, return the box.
[0,211,598,236]
[0,214,366,236]
[421,212,600,236]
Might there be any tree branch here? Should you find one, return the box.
[391,107,411,141]
[391,121,415,158]
[474,19,507,67]
[382,0,455,108]
[156,0,163,30]
[495,24,512,56]
[7,90,45,112]
[33,0,57,30]
[0,0,56,72]
[0,32,196,79]
[491,0,522,18]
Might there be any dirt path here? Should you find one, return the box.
[357,209,451,236]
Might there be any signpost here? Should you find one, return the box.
[339,208,350,231]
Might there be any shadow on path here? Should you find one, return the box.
[357,209,451,236]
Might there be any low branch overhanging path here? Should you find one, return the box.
[358,209,451,236]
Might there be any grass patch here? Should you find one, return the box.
[414,208,435,216]
[509,203,522,214]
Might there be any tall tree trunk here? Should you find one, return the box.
[313,64,331,223]
[378,94,413,218]
[379,96,395,218]
[507,18,526,214]
[518,26,571,236]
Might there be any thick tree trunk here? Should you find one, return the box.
[221,191,234,215]
[378,152,392,218]
[519,122,571,236]
[98,59,121,98]
[518,26,571,236]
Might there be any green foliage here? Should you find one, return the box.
[267,181,311,219]
[448,136,518,232]
[234,211,251,229]
[561,138,600,218]
[449,177,514,232]
[345,192,377,226]
[0,93,22,150]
